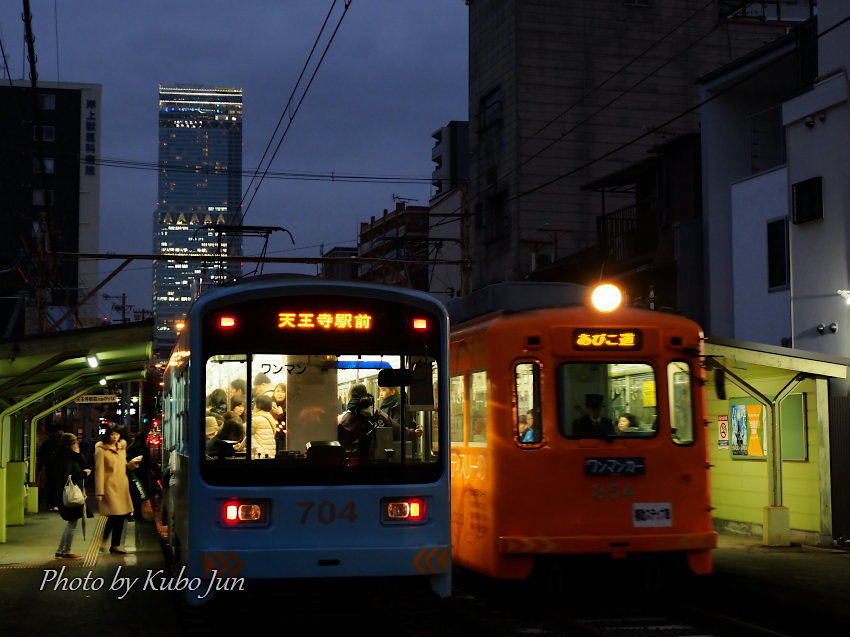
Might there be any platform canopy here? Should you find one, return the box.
[0,320,154,408]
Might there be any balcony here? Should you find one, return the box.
[596,201,658,265]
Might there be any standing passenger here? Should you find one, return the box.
[95,425,142,554]
[52,434,91,559]
[250,395,278,459]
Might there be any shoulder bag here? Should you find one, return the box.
[62,475,85,507]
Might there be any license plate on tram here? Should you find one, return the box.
[584,457,646,476]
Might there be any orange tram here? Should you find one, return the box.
[446,282,716,581]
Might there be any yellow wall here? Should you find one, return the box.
[706,375,822,533]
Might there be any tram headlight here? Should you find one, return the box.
[382,497,427,523]
[591,283,623,312]
[221,499,269,526]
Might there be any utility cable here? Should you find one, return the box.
[239,0,353,226]
[240,1,339,211]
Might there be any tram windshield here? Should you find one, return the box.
[201,352,441,485]
[557,362,660,439]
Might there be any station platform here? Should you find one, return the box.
[0,501,165,570]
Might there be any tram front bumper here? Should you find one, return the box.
[498,531,717,558]
[193,544,451,580]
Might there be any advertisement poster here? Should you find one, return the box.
[730,404,748,455]
[730,402,765,458]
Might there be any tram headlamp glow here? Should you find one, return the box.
[591,284,623,312]
[382,497,427,523]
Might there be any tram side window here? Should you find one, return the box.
[450,374,465,444]
[469,370,487,444]
[515,363,541,444]
[204,356,249,456]
[668,362,694,444]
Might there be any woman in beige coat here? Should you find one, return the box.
[95,425,141,554]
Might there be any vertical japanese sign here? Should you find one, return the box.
[84,97,98,176]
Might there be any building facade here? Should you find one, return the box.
[429,121,469,301]
[464,0,808,298]
[357,202,430,290]
[153,85,243,356]
[0,80,101,336]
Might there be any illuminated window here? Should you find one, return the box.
[469,371,487,445]
[450,375,465,444]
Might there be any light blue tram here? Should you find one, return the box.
[162,276,451,602]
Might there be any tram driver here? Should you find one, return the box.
[572,393,616,437]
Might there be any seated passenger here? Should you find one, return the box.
[205,413,223,440]
[617,413,640,433]
[206,420,245,459]
[519,410,538,443]
[251,395,278,459]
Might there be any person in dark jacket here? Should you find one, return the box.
[39,425,66,511]
[52,433,91,559]
[126,430,153,522]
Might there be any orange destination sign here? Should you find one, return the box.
[573,328,641,350]
[277,312,373,330]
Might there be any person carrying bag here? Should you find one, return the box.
[52,433,91,559]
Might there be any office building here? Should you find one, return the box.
[153,85,243,355]
[0,80,101,336]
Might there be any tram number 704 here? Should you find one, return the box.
[296,500,359,524]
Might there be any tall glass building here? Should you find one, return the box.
[153,85,243,356]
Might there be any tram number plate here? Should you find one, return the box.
[584,457,645,476]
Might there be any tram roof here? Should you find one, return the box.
[0,319,154,408]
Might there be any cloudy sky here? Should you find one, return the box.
[0,1,468,319]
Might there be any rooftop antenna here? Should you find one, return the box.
[392,193,417,204]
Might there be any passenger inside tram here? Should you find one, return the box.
[202,353,439,467]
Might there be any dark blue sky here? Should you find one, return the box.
[0,1,468,318]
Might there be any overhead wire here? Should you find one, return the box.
[239,1,339,210]
[238,0,353,226]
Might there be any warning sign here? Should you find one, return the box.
[717,414,729,449]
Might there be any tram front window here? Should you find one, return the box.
[202,353,442,485]
[557,363,658,439]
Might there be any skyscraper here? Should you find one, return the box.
[153,85,243,356]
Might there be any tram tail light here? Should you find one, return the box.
[222,499,268,526]
[382,497,427,523]
[219,316,236,328]
[412,318,429,331]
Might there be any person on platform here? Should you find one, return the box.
[95,425,142,554]
[52,433,91,559]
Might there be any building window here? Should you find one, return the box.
[32,189,55,206]
[34,125,55,142]
[33,157,55,174]
[792,177,823,224]
[767,217,789,290]
[38,93,56,110]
